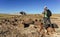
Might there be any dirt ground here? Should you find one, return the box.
[0,14,60,37]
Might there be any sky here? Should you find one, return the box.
[0,0,60,14]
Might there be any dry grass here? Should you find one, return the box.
[0,14,60,37]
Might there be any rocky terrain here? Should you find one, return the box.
[0,14,60,37]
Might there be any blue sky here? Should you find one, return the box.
[0,0,60,14]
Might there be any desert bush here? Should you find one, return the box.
[20,11,26,15]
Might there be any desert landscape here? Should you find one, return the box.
[0,14,60,37]
[0,0,59,37]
